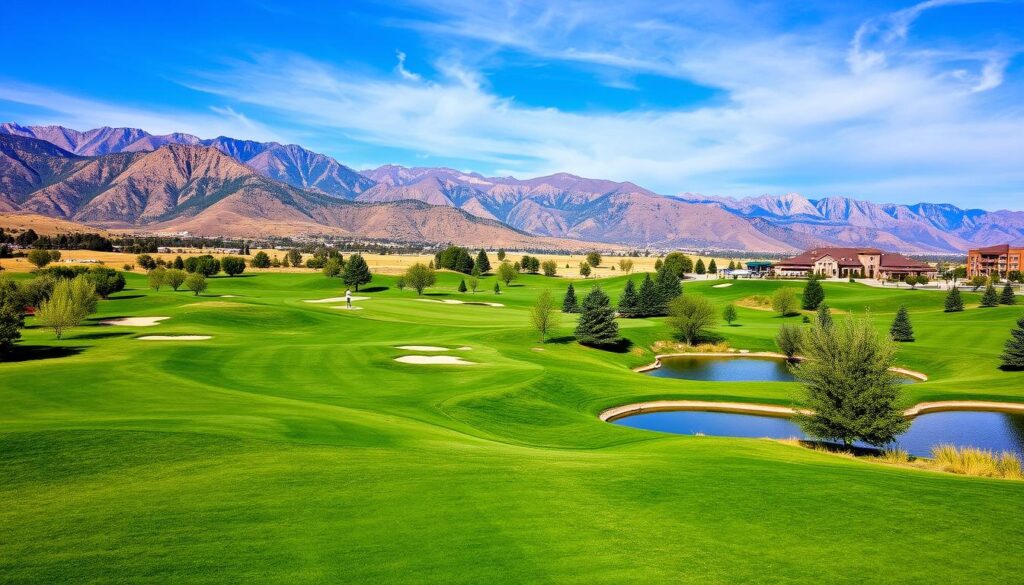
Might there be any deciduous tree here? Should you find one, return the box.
[530,289,560,342]
[668,294,716,345]
[403,263,436,295]
[723,303,737,326]
[35,276,95,339]
[185,273,207,296]
[772,287,799,316]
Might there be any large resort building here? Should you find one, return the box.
[773,247,935,280]
[967,244,1024,278]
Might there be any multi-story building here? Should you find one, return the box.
[967,244,1024,278]
[773,247,935,280]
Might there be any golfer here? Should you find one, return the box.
[345,288,352,309]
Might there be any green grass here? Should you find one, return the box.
[2,271,1024,583]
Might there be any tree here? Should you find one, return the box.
[775,323,802,358]
[436,246,475,274]
[904,274,919,289]
[723,303,737,326]
[0,277,25,353]
[395,277,406,292]
[945,286,964,312]
[562,283,579,313]
[495,261,518,286]
[708,259,718,274]
[183,273,206,296]
[475,249,492,274]
[1000,281,1017,305]
[802,277,825,310]
[969,275,987,291]
[654,265,682,313]
[1000,316,1024,370]
[541,260,558,277]
[165,269,187,291]
[458,279,467,293]
[135,254,157,271]
[617,279,639,318]
[221,256,246,277]
[28,248,54,269]
[251,251,271,268]
[816,303,833,330]
[586,251,602,267]
[185,255,220,277]
[728,260,736,271]
[574,286,619,346]
[662,252,693,277]
[495,248,506,261]
[792,315,910,448]
[286,249,303,268]
[695,258,706,275]
[618,258,634,274]
[322,258,342,278]
[342,254,373,291]
[636,273,659,317]
[403,263,436,295]
[173,256,185,270]
[35,276,95,339]
[149,267,167,291]
[772,287,799,316]
[282,254,290,268]
[87,267,125,299]
[890,305,914,342]
[668,295,716,345]
[494,282,501,294]
[530,289,560,342]
[654,258,663,271]
[980,283,999,307]
[917,274,930,286]
[467,277,479,293]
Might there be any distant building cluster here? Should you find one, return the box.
[967,244,1024,278]
[739,247,936,279]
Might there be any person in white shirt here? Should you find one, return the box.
[345,288,352,309]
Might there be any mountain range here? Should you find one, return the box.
[2,122,1023,253]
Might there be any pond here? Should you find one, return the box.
[612,410,1024,458]
[643,356,916,383]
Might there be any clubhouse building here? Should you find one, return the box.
[773,247,935,280]
[967,244,1024,278]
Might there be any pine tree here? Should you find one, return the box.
[617,279,639,317]
[890,305,914,342]
[496,248,506,261]
[342,253,372,291]
[458,279,467,293]
[1000,281,1017,305]
[816,303,833,330]
[708,259,718,274]
[475,249,492,274]
[802,277,825,310]
[728,260,736,271]
[574,286,620,346]
[944,286,964,312]
[1000,316,1024,370]
[654,265,682,314]
[561,283,578,313]
[695,258,706,274]
[980,283,999,307]
[173,256,185,270]
[494,282,501,294]
[637,273,659,317]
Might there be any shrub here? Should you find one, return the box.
[458,279,467,293]
[322,258,342,278]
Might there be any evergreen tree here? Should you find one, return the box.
[654,265,682,314]
[561,283,578,313]
[617,279,639,318]
[0,277,25,352]
[890,305,914,342]
[458,279,467,293]
[728,260,736,271]
[980,283,999,307]
[708,259,718,274]
[496,248,506,261]
[1000,316,1024,370]
[944,286,964,312]
[802,277,825,310]
[493,282,501,294]
[173,256,185,270]
[1000,281,1016,305]
[574,286,619,346]
[816,303,833,330]
[695,258,706,275]
[637,273,659,317]
[475,249,491,274]
[342,253,372,291]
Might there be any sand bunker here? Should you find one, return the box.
[138,335,211,341]
[415,299,504,307]
[712,283,733,288]
[100,317,169,327]
[456,346,472,351]
[219,295,239,298]
[304,296,370,303]
[396,345,450,351]
[394,355,475,365]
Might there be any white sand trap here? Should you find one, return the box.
[304,296,370,303]
[456,346,472,351]
[138,335,211,341]
[712,283,733,288]
[396,345,450,351]
[100,316,169,327]
[414,299,504,307]
[328,306,364,310]
[395,355,475,365]
[219,294,239,298]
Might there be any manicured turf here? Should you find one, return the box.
[2,270,1023,583]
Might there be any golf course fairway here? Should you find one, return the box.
[2,270,1023,583]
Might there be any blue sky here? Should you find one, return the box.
[1,0,1022,209]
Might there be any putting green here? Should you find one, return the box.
[2,271,1023,583]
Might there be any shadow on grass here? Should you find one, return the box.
[545,335,576,345]
[582,338,634,353]
[73,331,133,341]
[108,294,145,300]
[360,286,389,293]
[1,345,85,362]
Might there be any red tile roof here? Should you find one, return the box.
[775,247,931,271]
